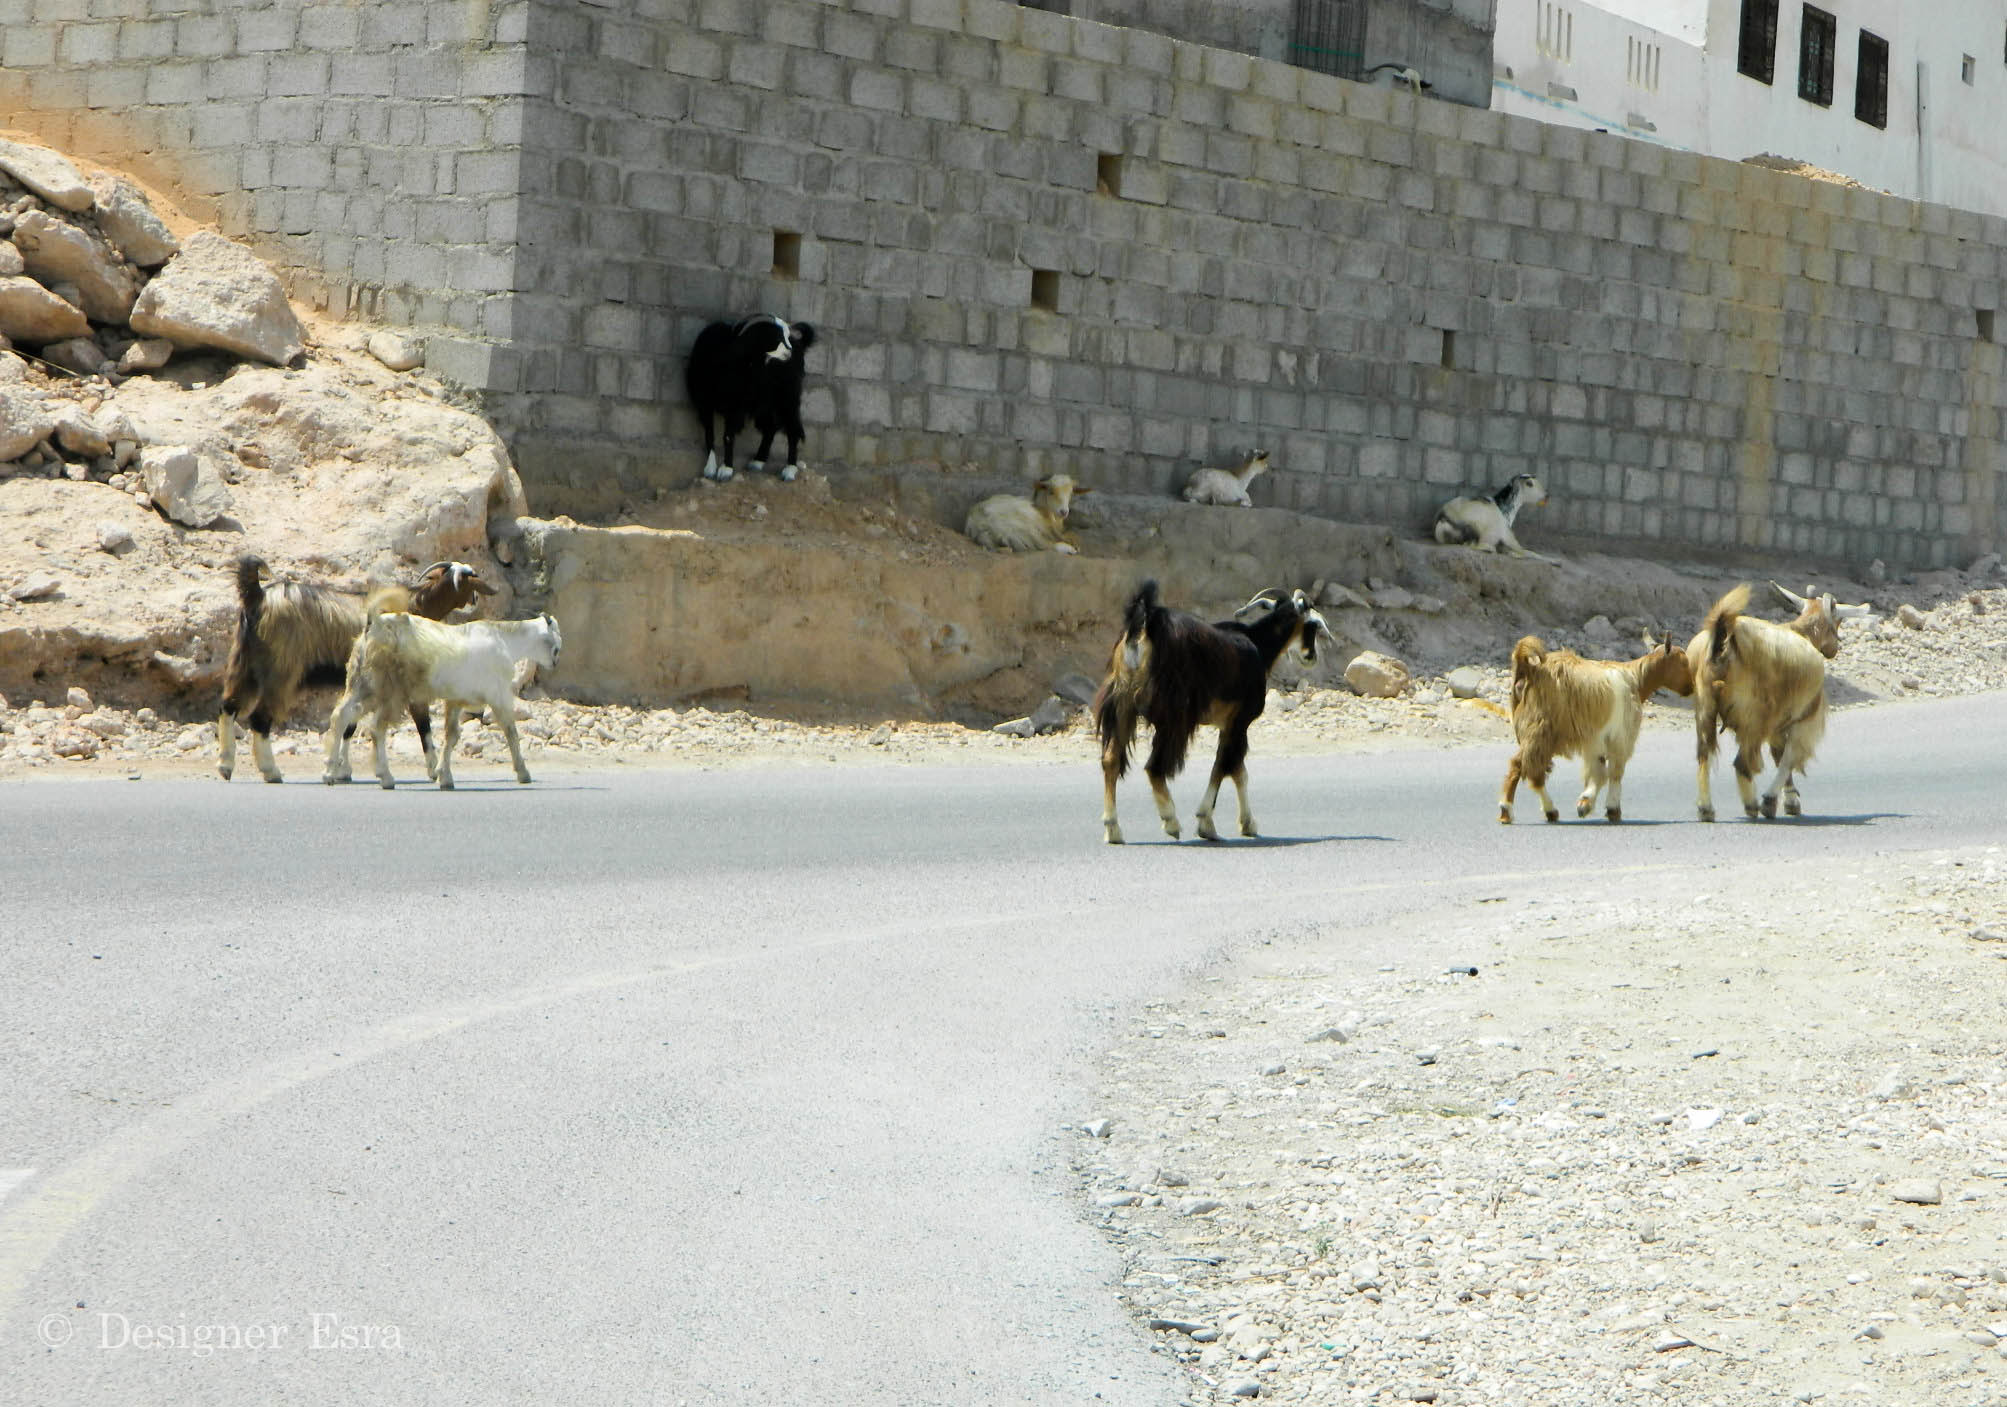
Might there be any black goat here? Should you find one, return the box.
[1093,581,1330,844]
[685,314,816,483]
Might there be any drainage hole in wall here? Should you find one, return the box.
[772,230,801,280]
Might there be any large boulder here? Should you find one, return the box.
[9,210,142,324]
[128,232,304,366]
[0,381,56,461]
[0,274,90,344]
[0,138,94,213]
[85,174,179,268]
[139,445,234,528]
[1344,650,1412,698]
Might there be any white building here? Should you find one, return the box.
[1492,0,2007,218]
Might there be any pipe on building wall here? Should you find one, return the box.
[1915,60,1930,203]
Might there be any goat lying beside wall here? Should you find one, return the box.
[1093,580,1329,844]
[1181,450,1269,508]
[1688,582,1871,820]
[964,474,1090,553]
[1434,473,1550,560]
[323,606,561,790]
[218,556,494,783]
[1499,634,1694,824]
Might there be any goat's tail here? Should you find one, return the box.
[1123,578,1160,640]
[1507,635,1546,710]
[234,555,267,627]
[1704,583,1752,668]
[365,584,413,619]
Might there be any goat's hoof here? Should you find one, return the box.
[438,779,455,791]
[1759,796,1778,819]
[217,767,232,781]
[1240,822,1258,838]
[378,780,395,790]
[1104,826,1124,846]
[1576,798,1594,818]
[515,772,532,784]
[780,463,802,482]
[1605,809,1622,824]
[1697,806,1715,822]
[1784,796,1802,816]
[261,773,283,785]
[1498,808,1512,824]
[1543,810,1559,824]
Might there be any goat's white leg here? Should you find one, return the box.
[781,461,803,482]
[494,702,531,785]
[252,728,283,784]
[372,718,396,789]
[217,712,238,780]
[1732,741,1763,818]
[1195,772,1225,842]
[1148,774,1181,841]
[438,710,461,791]
[323,695,361,784]
[1232,768,1256,837]
[1602,753,1628,824]
[1575,754,1607,818]
[1763,731,1811,819]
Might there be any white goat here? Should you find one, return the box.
[1433,473,1551,560]
[324,610,561,790]
[1181,450,1269,507]
[964,474,1090,553]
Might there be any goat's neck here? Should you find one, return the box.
[1241,609,1301,669]
[1619,652,1676,700]
[1491,480,1526,524]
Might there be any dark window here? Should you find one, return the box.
[1798,6,1836,105]
[1290,0,1367,81]
[1737,0,1779,83]
[1857,29,1889,127]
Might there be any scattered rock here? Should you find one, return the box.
[1051,671,1098,705]
[1444,665,1484,698]
[1890,1179,1943,1206]
[53,406,110,458]
[48,724,100,759]
[1318,582,1370,610]
[1897,603,1926,630]
[0,137,95,212]
[9,209,143,324]
[8,573,59,601]
[1179,1197,1224,1216]
[85,173,180,268]
[1582,614,1620,641]
[128,232,306,366]
[1865,558,1888,585]
[1344,650,1410,698]
[866,723,892,746]
[96,520,132,553]
[0,274,91,345]
[139,445,234,529]
[39,337,110,377]
[1369,584,1415,610]
[367,329,426,372]
[0,382,58,461]
[116,339,174,374]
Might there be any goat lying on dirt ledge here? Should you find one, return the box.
[1689,582,1872,820]
[1093,580,1330,845]
[218,555,496,783]
[323,605,561,790]
[1181,450,1269,508]
[1433,473,1551,560]
[1499,634,1695,824]
[964,474,1090,553]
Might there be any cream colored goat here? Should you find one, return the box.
[1181,450,1269,507]
[964,475,1089,553]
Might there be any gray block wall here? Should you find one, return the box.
[3,0,2004,569]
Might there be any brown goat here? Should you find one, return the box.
[217,555,495,783]
[1686,582,1870,820]
[1499,634,1695,824]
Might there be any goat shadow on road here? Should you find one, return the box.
[1125,833,1394,849]
[1734,811,1905,827]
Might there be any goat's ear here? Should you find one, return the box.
[468,572,497,596]
[1072,485,1093,495]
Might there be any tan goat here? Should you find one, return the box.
[1499,634,1695,824]
[963,475,1090,553]
[1687,582,1871,820]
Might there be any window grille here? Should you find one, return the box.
[1737,0,1779,84]
[1856,29,1889,127]
[1798,5,1836,106]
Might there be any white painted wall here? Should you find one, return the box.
[1493,0,2007,219]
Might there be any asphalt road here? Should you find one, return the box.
[1,693,2001,1405]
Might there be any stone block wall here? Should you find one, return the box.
[3,0,2004,567]
[0,0,527,339]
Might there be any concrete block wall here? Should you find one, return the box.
[516,0,2006,567]
[2,0,2003,567]
[0,0,527,340]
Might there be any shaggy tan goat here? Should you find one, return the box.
[964,475,1089,553]
[1499,634,1695,824]
[1686,582,1870,820]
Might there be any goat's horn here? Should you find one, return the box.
[1770,580,1809,611]
[418,560,454,577]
